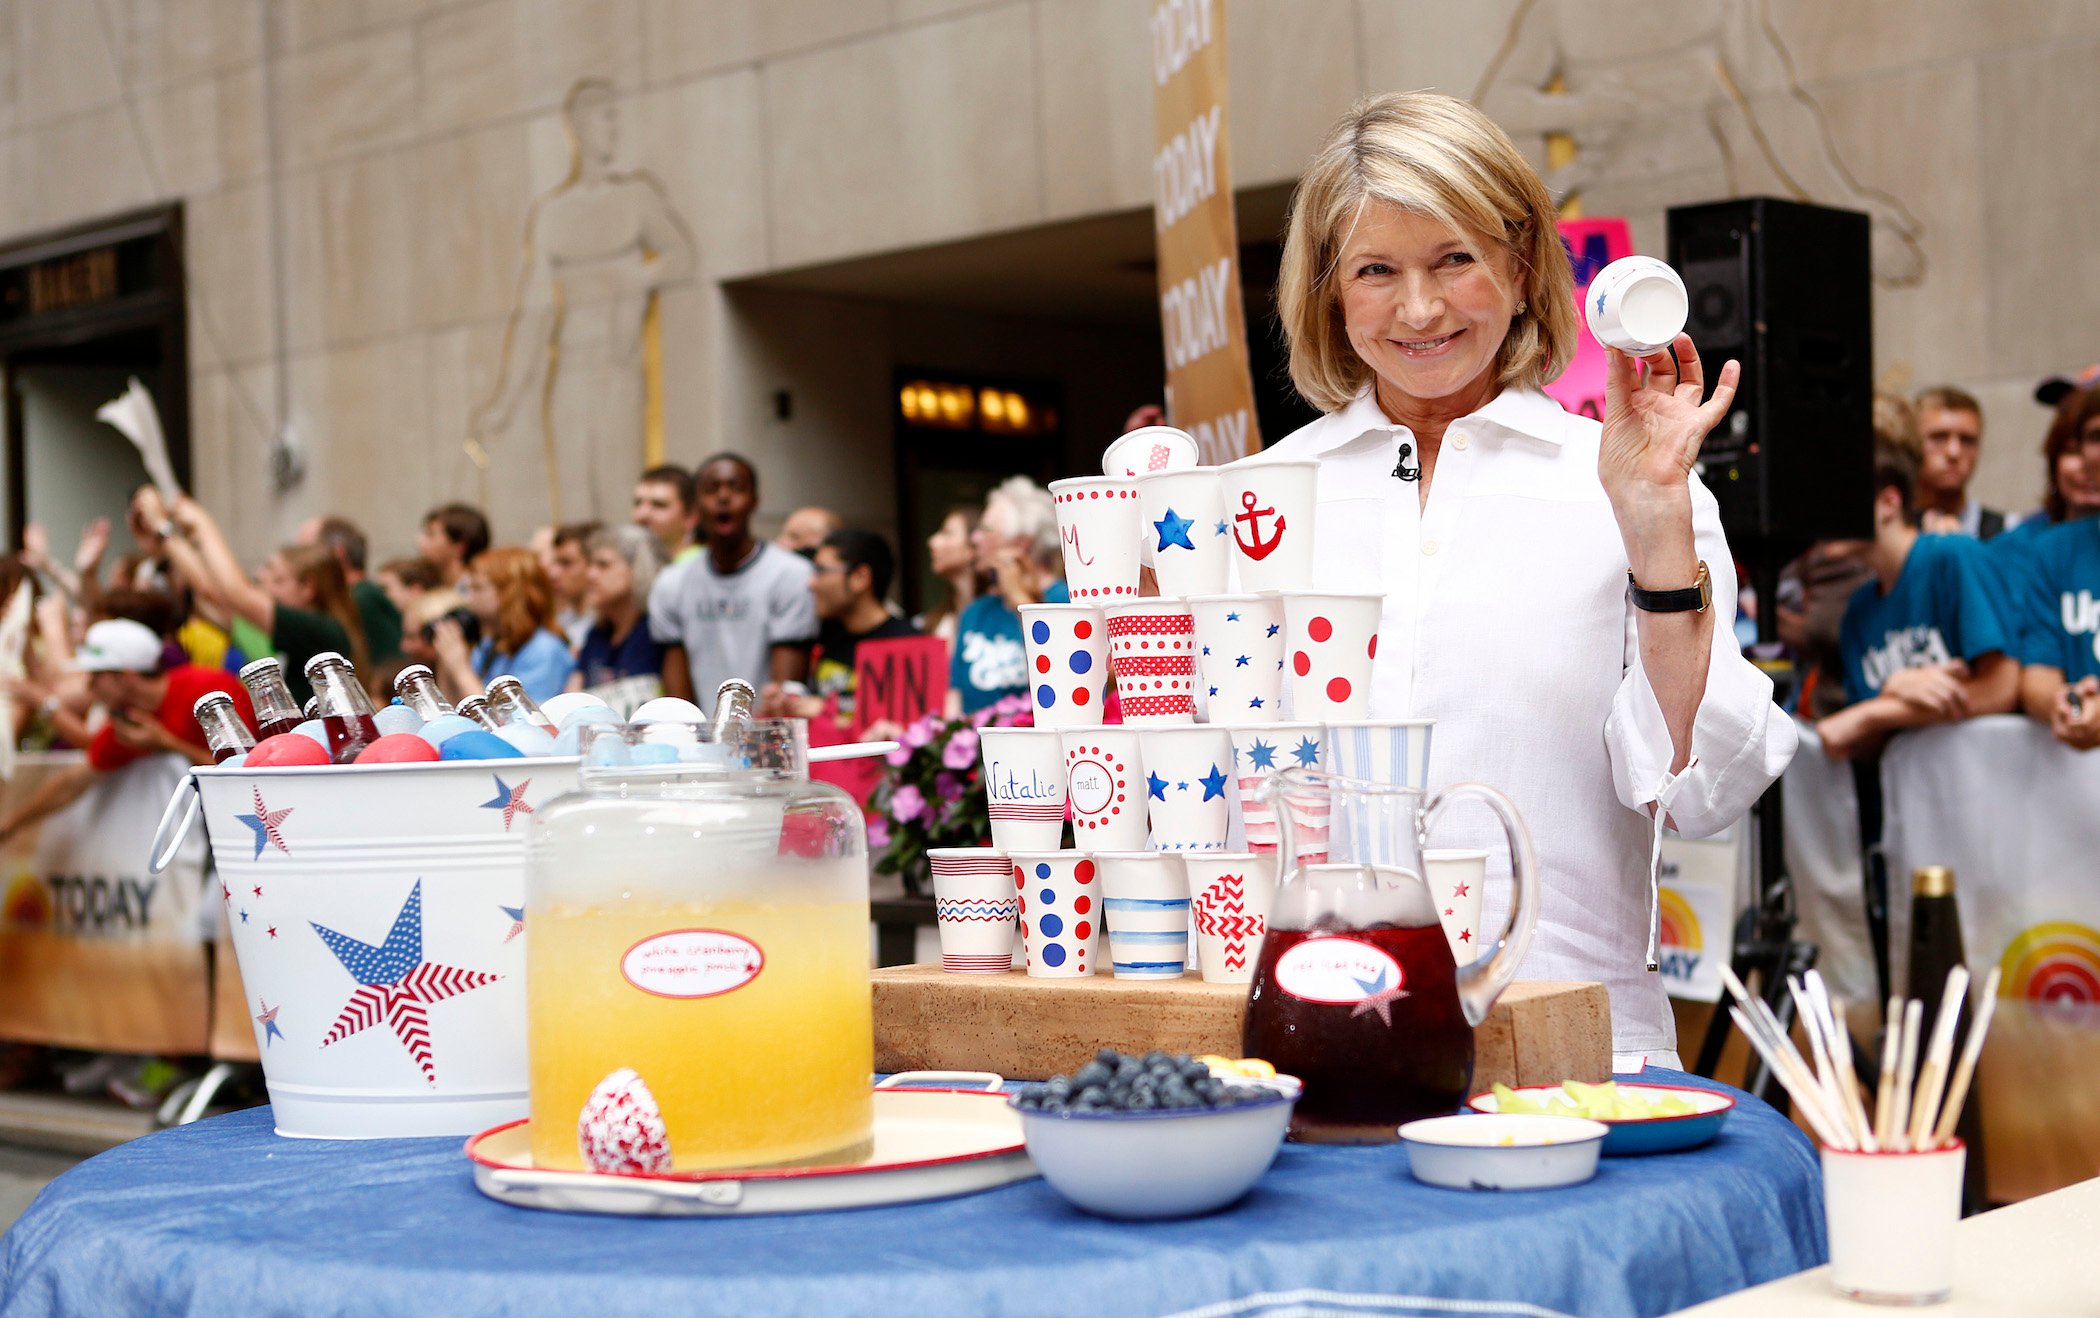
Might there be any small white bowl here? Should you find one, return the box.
[1398,1113,1609,1191]
[1014,1077,1300,1219]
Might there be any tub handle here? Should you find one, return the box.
[149,772,201,875]
[876,1070,1005,1092]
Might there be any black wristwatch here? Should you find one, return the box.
[1627,561,1711,614]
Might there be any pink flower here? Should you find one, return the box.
[891,784,928,824]
[865,815,891,849]
[902,717,937,749]
[942,727,979,770]
[934,771,964,800]
[885,744,913,768]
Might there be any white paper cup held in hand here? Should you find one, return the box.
[1226,722,1329,859]
[929,848,1017,974]
[979,728,1068,852]
[1425,848,1487,967]
[1018,603,1108,730]
[1140,726,1235,853]
[1103,600,1197,725]
[1584,255,1688,357]
[1097,851,1190,979]
[1060,728,1150,852]
[1136,467,1230,596]
[1048,477,1142,604]
[1102,425,1198,480]
[1184,852,1277,984]
[1325,719,1434,790]
[1189,593,1285,723]
[1220,460,1316,592]
[1010,851,1103,978]
[1821,1142,1965,1305]
[1282,592,1382,720]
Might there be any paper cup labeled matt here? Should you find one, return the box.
[1425,848,1487,968]
[1584,255,1688,356]
[1822,1142,1964,1305]
[1184,852,1277,984]
[929,848,1017,974]
[1226,722,1328,859]
[1049,476,1142,604]
[1325,719,1434,790]
[979,728,1067,852]
[1010,850,1102,978]
[1103,425,1199,480]
[1139,726,1234,853]
[1282,592,1381,721]
[1189,593,1284,723]
[1060,728,1150,852]
[1097,852,1189,979]
[1136,467,1229,597]
[1220,460,1316,593]
[1018,603,1108,730]
[1104,600,1196,725]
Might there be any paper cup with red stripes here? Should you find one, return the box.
[1184,852,1277,984]
[1018,603,1108,729]
[1189,592,1285,722]
[1049,476,1143,604]
[1139,726,1234,853]
[1010,850,1103,978]
[979,728,1068,852]
[1136,467,1229,597]
[1103,599,1197,725]
[1281,592,1382,721]
[1097,851,1190,979]
[1220,459,1317,592]
[929,848,1018,974]
[1225,722,1329,860]
[1060,728,1150,851]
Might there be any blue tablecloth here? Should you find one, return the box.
[1,1070,1822,1318]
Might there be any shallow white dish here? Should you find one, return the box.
[1398,1113,1609,1191]
[1467,1083,1735,1155]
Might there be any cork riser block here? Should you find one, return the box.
[874,967,1611,1087]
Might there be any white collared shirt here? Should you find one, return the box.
[1263,386,1798,1056]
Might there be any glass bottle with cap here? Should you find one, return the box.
[393,664,456,721]
[1908,865,1987,1213]
[239,657,305,741]
[304,651,381,764]
[710,678,757,741]
[456,694,501,732]
[192,692,256,764]
[484,676,558,737]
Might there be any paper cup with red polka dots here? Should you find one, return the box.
[1188,592,1285,723]
[1135,467,1230,596]
[1018,603,1108,729]
[1103,600,1197,725]
[1139,726,1235,853]
[1009,850,1103,978]
[1184,852,1277,984]
[1048,476,1143,604]
[1060,728,1150,851]
[1281,592,1382,721]
[1220,459,1317,593]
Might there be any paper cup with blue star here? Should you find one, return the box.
[1225,722,1328,859]
[1188,592,1285,723]
[1138,726,1235,853]
[1009,850,1103,978]
[1136,466,1229,596]
[1018,603,1107,730]
[1048,476,1142,604]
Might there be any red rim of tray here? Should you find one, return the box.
[1464,1082,1738,1127]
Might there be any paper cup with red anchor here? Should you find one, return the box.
[1184,852,1278,984]
[1136,467,1230,597]
[1282,592,1382,721]
[1060,727,1151,851]
[1103,600,1197,725]
[1188,592,1285,723]
[1018,603,1108,730]
[1221,459,1316,592]
[1048,476,1142,604]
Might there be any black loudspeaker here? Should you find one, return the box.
[1666,197,1874,564]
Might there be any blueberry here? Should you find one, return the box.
[1074,1061,1112,1089]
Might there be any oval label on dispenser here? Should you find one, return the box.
[621,929,765,999]
[1273,936,1404,1005]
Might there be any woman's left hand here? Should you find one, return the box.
[1599,333,1739,513]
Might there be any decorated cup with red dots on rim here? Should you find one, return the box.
[1008,850,1104,978]
[1102,599,1197,725]
[1048,476,1143,604]
[1018,603,1108,730]
[1059,727,1150,851]
[1280,592,1382,721]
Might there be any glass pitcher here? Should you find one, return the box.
[525,719,873,1173]
[1242,767,1540,1142]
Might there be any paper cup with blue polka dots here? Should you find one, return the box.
[1009,851,1104,978]
[1018,603,1109,730]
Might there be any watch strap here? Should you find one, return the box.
[1627,561,1710,614]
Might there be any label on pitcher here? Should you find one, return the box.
[621,929,765,999]
[1273,936,1405,1004]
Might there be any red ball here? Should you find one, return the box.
[245,733,330,767]
[355,733,441,765]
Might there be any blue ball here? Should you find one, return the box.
[438,730,524,761]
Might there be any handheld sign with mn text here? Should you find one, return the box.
[854,636,949,736]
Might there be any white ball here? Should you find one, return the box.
[631,696,706,724]
[539,692,609,727]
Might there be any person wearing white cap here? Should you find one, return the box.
[0,619,251,846]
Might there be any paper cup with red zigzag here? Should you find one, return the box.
[1282,592,1382,721]
[1224,722,1329,860]
[1060,728,1150,851]
[1103,600,1197,725]
[1220,459,1317,593]
[1184,852,1278,984]
[1136,467,1230,597]
[1049,477,1142,604]
[1018,603,1108,730]
[979,728,1068,852]
[1189,592,1285,723]
[1139,726,1235,853]
[1010,850,1103,978]
[929,847,1018,974]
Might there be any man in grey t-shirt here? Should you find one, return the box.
[648,454,817,701]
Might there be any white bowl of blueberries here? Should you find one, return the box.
[1011,1050,1301,1219]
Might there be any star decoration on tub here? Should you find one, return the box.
[311,880,502,1086]
[1199,766,1229,801]
[255,999,284,1048]
[480,776,535,831]
[499,904,525,943]
[235,787,294,860]
[1154,509,1195,552]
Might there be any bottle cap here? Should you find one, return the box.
[485,676,524,698]
[304,651,346,676]
[1913,865,1956,898]
[237,656,283,683]
[394,663,434,686]
[192,691,236,716]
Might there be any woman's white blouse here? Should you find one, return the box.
[1262,386,1798,1058]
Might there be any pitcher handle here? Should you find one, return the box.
[1424,782,1539,1027]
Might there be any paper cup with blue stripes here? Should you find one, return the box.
[1139,725,1235,853]
[1097,852,1190,979]
[1324,719,1434,790]
[929,847,1018,974]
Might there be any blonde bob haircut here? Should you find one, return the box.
[1278,92,1578,414]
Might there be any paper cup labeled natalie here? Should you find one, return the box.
[1325,719,1434,790]
[1140,726,1235,853]
[1136,467,1229,597]
[1048,476,1142,604]
[1282,592,1381,721]
[1060,728,1150,852]
[1018,603,1108,730]
[1425,848,1487,968]
[1103,601,1197,725]
[1184,852,1277,984]
[1188,593,1285,722]
[929,848,1018,974]
[1097,852,1190,979]
[979,728,1068,852]
[1220,460,1317,593]
[1822,1142,1965,1305]
[1010,850,1103,978]
[1584,255,1688,357]
[1226,722,1328,859]
[1103,425,1199,480]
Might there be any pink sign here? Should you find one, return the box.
[1544,217,1635,424]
